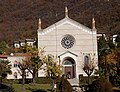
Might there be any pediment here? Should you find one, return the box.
[58,51,78,57]
[38,17,96,35]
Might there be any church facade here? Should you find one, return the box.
[38,8,98,79]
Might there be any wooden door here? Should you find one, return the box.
[64,66,73,79]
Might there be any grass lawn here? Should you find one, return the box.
[12,84,51,92]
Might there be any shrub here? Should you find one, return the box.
[0,84,15,92]
[89,77,113,92]
[56,76,72,92]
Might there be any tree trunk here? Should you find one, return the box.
[22,73,25,92]
[51,79,54,92]
[33,73,36,85]
[88,75,90,85]
[32,70,37,84]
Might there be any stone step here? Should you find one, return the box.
[67,78,79,86]
[68,78,83,92]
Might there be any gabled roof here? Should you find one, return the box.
[58,51,78,57]
[38,17,96,35]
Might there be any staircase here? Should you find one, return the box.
[68,78,83,92]
[67,78,79,86]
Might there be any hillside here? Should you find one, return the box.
[0,0,120,45]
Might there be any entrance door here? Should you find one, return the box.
[64,66,73,79]
[63,57,76,79]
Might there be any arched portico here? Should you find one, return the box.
[63,57,76,79]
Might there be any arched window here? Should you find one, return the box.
[64,60,72,65]
[84,56,89,65]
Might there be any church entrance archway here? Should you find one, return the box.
[63,57,76,79]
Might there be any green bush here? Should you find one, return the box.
[89,77,113,92]
[56,76,72,92]
[0,84,15,92]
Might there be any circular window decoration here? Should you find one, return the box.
[61,35,75,49]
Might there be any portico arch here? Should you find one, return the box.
[63,57,76,79]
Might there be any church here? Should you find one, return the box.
[37,7,98,79]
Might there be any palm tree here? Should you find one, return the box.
[0,59,12,87]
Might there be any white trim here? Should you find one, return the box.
[38,17,96,36]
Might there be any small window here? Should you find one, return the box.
[14,72,17,79]
[14,61,18,67]
[25,71,29,77]
[14,64,17,67]
[15,44,19,48]
[84,56,89,65]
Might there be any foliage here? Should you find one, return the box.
[27,47,44,84]
[56,76,72,92]
[20,44,35,53]
[83,58,95,85]
[98,35,120,87]
[43,54,62,78]
[0,84,15,92]
[0,59,12,86]
[0,41,7,54]
[18,59,30,92]
[43,54,62,91]
[98,35,112,78]
[83,60,95,76]
[89,77,113,92]
[0,0,120,45]
[98,34,110,56]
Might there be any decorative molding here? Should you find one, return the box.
[58,51,78,57]
[38,17,96,35]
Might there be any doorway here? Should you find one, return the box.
[63,57,76,79]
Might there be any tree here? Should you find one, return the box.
[90,76,113,92]
[0,59,12,87]
[98,35,111,78]
[23,47,44,84]
[18,59,29,92]
[28,55,43,84]
[83,58,95,85]
[56,75,72,92]
[20,44,33,53]
[98,35,120,86]
[44,54,62,92]
[0,41,7,54]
